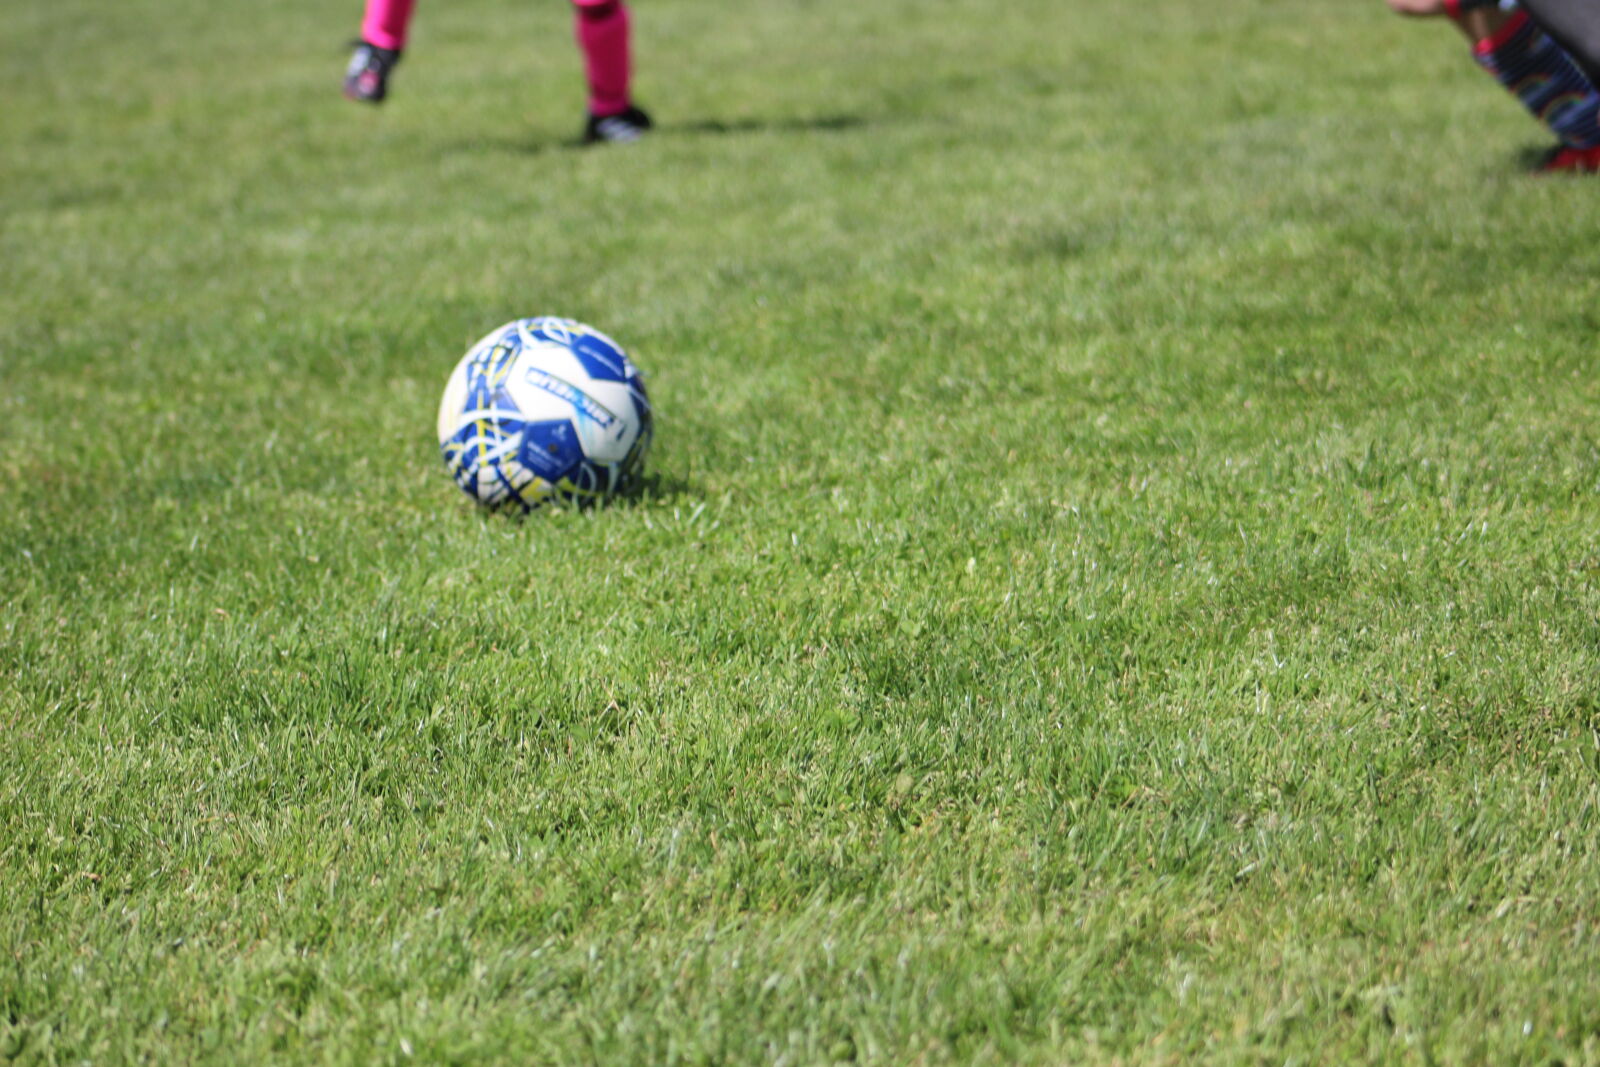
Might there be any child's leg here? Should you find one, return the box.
[573,0,633,117]
[362,0,416,51]
[1468,5,1600,149]
[1391,0,1600,149]
[344,0,410,103]
[1447,3,1511,44]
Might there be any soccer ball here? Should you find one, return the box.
[436,317,653,510]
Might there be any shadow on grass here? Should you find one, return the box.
[483,471,696,522]
[444,113,871,155]
[612,469,696,507]
[671,113,869,136]
[1512,142,1577,173]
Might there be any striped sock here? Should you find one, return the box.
[1470,7,1600,149]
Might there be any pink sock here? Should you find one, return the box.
[361,0,415,52]
[574,0,632,117]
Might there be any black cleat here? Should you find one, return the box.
[344,41,400,104]
[584,105,653,144]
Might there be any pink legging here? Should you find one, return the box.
[361,0,633,116]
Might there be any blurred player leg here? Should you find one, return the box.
[344,0,413,103]
[1389,0,1600,170]
[1468,3,1600,168]
[574,0,653,142]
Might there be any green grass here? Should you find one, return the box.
[5,0,1600,1062]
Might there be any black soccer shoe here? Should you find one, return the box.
[584,105,653,144]
[344,41,400,104]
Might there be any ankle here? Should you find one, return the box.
[1460,6,1514,43]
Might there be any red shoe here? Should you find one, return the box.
[1536,143,1600,173]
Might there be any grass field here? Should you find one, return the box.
[5,0,1600,1062]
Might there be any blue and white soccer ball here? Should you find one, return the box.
[436,317,652,510]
